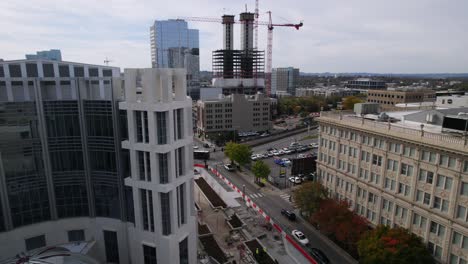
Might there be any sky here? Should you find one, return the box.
[1,0,467,73]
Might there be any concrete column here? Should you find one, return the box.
[124,69,137,103]
[173,69,186,101]
[142,69,157,103]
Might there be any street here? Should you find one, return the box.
[194,132,357,264]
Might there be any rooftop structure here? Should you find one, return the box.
[367,89,436,108]
[296,87,361,98]
[345,78,386,90]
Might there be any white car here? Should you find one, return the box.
[289,176,302,184]
[292,230,309,246]
[224,164,234,171]
[278,150,285,155]
[193,145,199,149]
[282,158,291,166]
[251,154,258,161]
[272,150,280,156]
[309,143,319,149]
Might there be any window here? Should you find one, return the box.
[143,245,157,264]
[382,199,393,212]
[104,230,120,263]
[68,230,85,242]
[450,254,468,264]
[370,173,380,185]
[373,138,385,149]
[433,196,449,213]
[179,237,189,264]
[395,205,408,220]
[412,213,427,229]
[387,159,399,172]
[416,190,431,205]
[368,192,377,204]
[464,161,468,173]
[161,192,171,235]
[457,205,467,221]
[372,154,382,166]
[173,108,184,140]
[430,221,446,237]
[461,182,468,196]
[138,151,151,181]
[135,111,148,143]
[400,163,413,177]
[398,183,410,197]
[158,153,169,184]
[384,177,396,191]
[156,112,167,144]
[436,174,453,190]
[422,150,436,163]
[440,154,457,169]
[403,146,415,158]
[361,151,370,162]
[418,169,434,184]
[25,235,46,251]
[140,189,155,232]
[427,242,442,260]
[43,63,55,77]
[175,147,185,177]
[389,143,401,153]
[452,232,468,250]
[177,184,186,227]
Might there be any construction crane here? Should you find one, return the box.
[178,12,302,96]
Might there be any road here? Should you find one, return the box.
[194,132,357,264]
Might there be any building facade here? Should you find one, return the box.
[25,49,62,61]
[316,111,468,263]
[271,67,299,96]
[196,93,272,134]
[0,60,196,264]
[345,78,386,90]
[150,19,200,99]
[367,89,436,106]
[296,87,361,98]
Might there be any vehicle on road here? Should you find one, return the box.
[203,143,210,148]
[272,150,280,156]
[281,209,296,221]
[308,248,330,264]
[283,148,292,154]
[193,145,199,149]
[194,150,210,160]
[309,143,319,149]
[267,151,274,157]
[289,176,302,184]
[292,230,309,246]
[290,142,300,148]
[224,164,234,171]
[251,154,259,161]
[281,158,291,166]
[278,150,285,155]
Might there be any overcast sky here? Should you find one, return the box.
[1,0,467,73]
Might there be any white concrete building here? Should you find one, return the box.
[120,68,196,264]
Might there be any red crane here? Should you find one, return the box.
[178,12,302,96]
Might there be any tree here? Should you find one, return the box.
[358,225,434,264]
[311,198,368,256]
[251,160,270,184]
[224,142,251,166]
[293,182,328,217]
[342,96,364,110]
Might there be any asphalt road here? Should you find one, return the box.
[193,133,356,264]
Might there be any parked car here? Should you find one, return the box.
[308,248,330,264]
[272,150,280,156]
[203,143,210,148]
[292,230,309,246]
[281,209,296,221]
[283,148,292,154]
[309,143,319,149]
[193,145,199,149]
[224,164,234,171]
[289,176,302,184]
[267,151,275,157]
[281,158,291,166]
[278,150,285,155]
[251,154,259,161]
[274,157,284,166]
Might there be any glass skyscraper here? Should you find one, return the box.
[150,19,200,99]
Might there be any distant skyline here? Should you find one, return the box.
[1,0,467,73]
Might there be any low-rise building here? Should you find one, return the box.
[196,93,272,134]
[367,89,436,106]
[317,109,468,263]
[296,87,361,98]
[345,78,386,89]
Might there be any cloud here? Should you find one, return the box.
[0,0,467,73]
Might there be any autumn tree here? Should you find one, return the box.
[293,182,328,217]
[224,142,251,166]
[312,199,368,255]
[358,225,434,264]
[251,160,271,184]
[342,96,364,110]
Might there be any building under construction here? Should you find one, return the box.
[211,13,265,95]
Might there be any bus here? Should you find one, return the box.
[193,150,210,160]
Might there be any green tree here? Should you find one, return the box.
[251,160,271,184]
[224,142,251,166]
[342,96,364,110]
[358,225,434,264]
[293,181,328,217]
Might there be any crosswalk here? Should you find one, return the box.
[279,193,297,208]
[249,193,264,199]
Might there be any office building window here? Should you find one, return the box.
[430,221,446,237]
[177,184,186,227]
[457,205,467,222]
[173,108,184,140]
[156,112,167,144]
[140,189,155,232]
[103,230,120,263]
[450,254,468,264]
[161,192,172,235]
[73,66,84,77]
[452,231,468,250]
[387,159,399,172]
[9,64,22,77]
[372,154,382,166]
[175,147,185,177]
[436,174,453,191]
[179,237,189,264]
[26,63,38,77]
[43,63,55,77]
[138,151,151,181]
[433,196,449,213]
[412,213,427,229]
[25,235,46,251]
[68,230,85,242]
[158,153,169,184]
[418,169,434,184]
[427,242,442,260]
[135,111,149,143]
[400,163,413,177]
[59,65,70,77]
[143,245,157,264]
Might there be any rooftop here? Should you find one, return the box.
[318,110,468,153]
